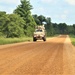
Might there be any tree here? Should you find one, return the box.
[52,23,59,34]
[32,15,41,25]
[14,0,32,18]
[73,24,75,35]
[14,0,36,36]
[45,17,53,36]
[0,11,8,36]
[67,25,73,34]
[58,23,68,34]
[38,15,46,25]
[2,14,25,37]
[0,11,7,32]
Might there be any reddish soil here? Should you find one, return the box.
[0,35,75,75]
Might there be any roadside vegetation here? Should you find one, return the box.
[0,37,32,45]
[69,35,75,46]
[0,0,75,45]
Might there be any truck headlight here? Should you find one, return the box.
[34,34,37,37]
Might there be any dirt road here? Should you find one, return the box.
[0,35,75,75]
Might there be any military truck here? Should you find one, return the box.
[33,25,46,41]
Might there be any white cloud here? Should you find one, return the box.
[36,7,47,15]
[63,10,69,14]
[59,12,68,20]
[41,0,53,3]
[62,10,69,19]
[0,0,20,13]
[0,0,20,5]
[38,7,45,12]
[0,5,15,13]
[61,14,67,19]
[65,0,75,5]
[41,0,58,4]
[56,10,69,20]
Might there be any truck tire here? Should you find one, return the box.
[43,37,46,41]
[33,37,36,41]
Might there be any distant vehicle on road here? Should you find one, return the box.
[33,25,46,41]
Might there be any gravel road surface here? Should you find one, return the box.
[0,35,75,75]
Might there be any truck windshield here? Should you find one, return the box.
[35,30,42,32]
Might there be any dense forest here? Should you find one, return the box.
[0,0,75,38]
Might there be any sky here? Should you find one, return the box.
[0,0,75,25]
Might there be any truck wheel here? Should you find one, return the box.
[33,37,36,41]
[43,37,46,41]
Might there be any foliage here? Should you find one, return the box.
[0,0,36,38]
[58,23,68,34]
[45,17,53,36]
[52,23,59,34]
[0,37,32,45]
[14,0,36,35]
[0,11,8,32]
[38,15,46,25]
[73,24,75,35]
[32,14,41,25]
[1,14,25,38]
[67,25,73,34]
[14,0,32,17]
[69,34,75,46]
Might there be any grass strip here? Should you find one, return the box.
[0,37,32,45]
[69,35,75,46]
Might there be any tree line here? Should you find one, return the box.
[0,0,75,38]
[33,14,75,36]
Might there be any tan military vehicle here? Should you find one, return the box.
[33,25,46,41]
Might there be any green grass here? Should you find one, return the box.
[69,34,75,46]
[0,34,60,45]
[0,37,32,45]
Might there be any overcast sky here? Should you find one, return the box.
[0,0,75,25]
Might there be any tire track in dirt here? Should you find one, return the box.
[38,36,66,75]
[10,44,58,75]
[0,41,58,75]
[10,36,66,75]
[0,35,75,75]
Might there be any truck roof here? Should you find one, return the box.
[35,25,45,30]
